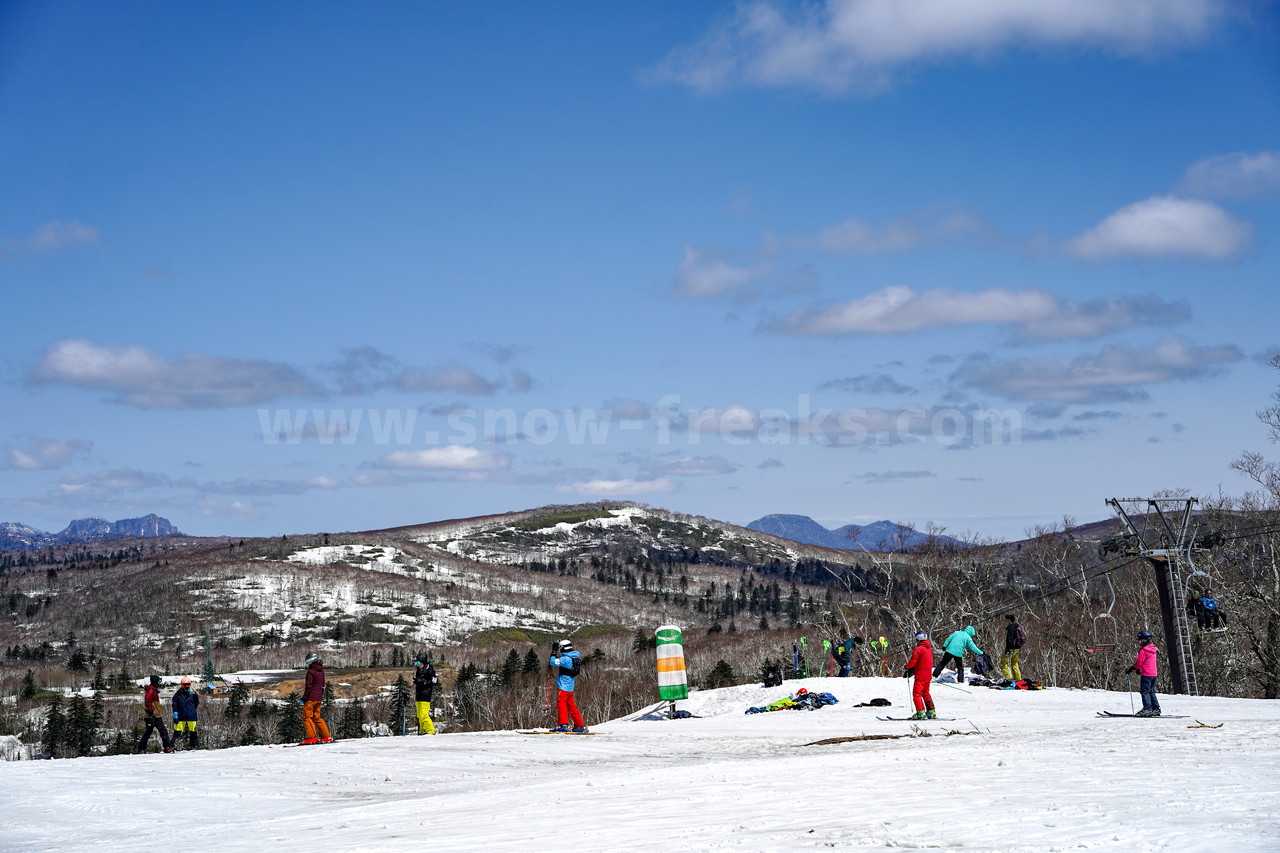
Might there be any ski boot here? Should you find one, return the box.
[553,724,570,732]
[1134,709,1151,717]
[1149,709,1161,717]
[319,736,333,743]
[299,737,319,745]
[925,710,937,719]
[909,710,927,720]
[571,726,589,734]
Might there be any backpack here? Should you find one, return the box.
[1201,597,1218,611]
[1014,625,1027,648]
[559,656,580,679]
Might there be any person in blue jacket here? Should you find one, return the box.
[171,677,200,749]
[932,625,983,685]
[549,639,587,733]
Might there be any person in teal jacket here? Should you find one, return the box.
[932,625,983,684]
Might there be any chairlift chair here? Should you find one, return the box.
[1085,574,1119,654]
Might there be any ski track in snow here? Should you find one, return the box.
[3,677,1278,852]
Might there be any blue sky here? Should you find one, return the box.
[3,0,1278,541]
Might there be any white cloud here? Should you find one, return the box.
[556,477,677,496]
[687,404,761,433]
[1181,150,1280,198]
[394,365,500,396]
[29,339,321,408]
[643,455,738,476]
[673,246,764,298]
[2,220,100,256]
[796,210,991,254]
[4,437,92,471]
[1068,196,1252,260]
[951,336,1242,403]
[857,470,937,484]
[377,446,511,471]
[650,0,1221,95]
[767,286,1187,338]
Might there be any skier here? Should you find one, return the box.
[549,639,587,733]
[933,625,983,685]
[1127,630,1162,717]
[171,677,200,749]
[832,638,851,677]
[412,652,437,735]
[1198,589,1226,630]
[999,614,1026,682]
[300,652,332,744]
[904,631,936,720]
[136,674,173,754]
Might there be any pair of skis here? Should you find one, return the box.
[1096,710,1189,719]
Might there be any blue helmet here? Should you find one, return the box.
[1136,630,1153,641]
[914,631,928,641]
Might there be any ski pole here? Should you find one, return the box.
[1128,672,1134,715]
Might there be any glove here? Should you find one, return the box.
[173,712,179,721]
[902,669,911,679]
[1126,666,1138,674]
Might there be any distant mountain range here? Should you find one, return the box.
[0,514,184,551]
[745,513,962,551]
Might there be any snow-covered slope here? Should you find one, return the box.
[4,678,1277,852]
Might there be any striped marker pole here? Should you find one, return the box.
[655,625,689,713]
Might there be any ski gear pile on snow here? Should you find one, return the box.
[745,690,839,714]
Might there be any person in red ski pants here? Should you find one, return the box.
[904,631,936,720]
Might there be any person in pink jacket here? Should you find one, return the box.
[1126,630,1161,717]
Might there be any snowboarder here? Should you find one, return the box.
[549,639,586,732]
[1127,630,1162,717]
[171,677,200,749]
[412,652,437,735]
[300,652,332,744]
[136,674,173,753]
[933,625,983,685]
[904,631,936,720]
[1198,589,1226,630]
[1000,614,1026,682]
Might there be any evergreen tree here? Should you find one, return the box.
[339,699,365,740]
[202,633,216,683]
[522,647,540,674]
[279,691,305,743]
[322,681,337,714]
[589,648,605,663]
[225,681,249,717]
[66,648,89,674]
[499,649,520,686]
[20,668,36,700]
[42,695,65,758]
[240,723,261,746]
[705,659,737,689]
[91,658,108,692]
[387,675,413,735]
[65,695,96,757]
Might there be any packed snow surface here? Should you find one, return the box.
[3,677,1278,852]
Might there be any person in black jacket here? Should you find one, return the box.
[999,614,1026,682]
[171,677,200,749]
[413,653,438,735]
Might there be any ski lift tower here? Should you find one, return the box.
[1102,497,1206,695]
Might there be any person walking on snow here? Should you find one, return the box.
[933,625,983,685]
[300,652,332,744]
[1127,631,1162,717]
[904,631,936,719]
[549,639,587,732]
[412,653,438,735]
[1000,614,1026,682]
[136,674,173,753]
[171,677,200,749]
